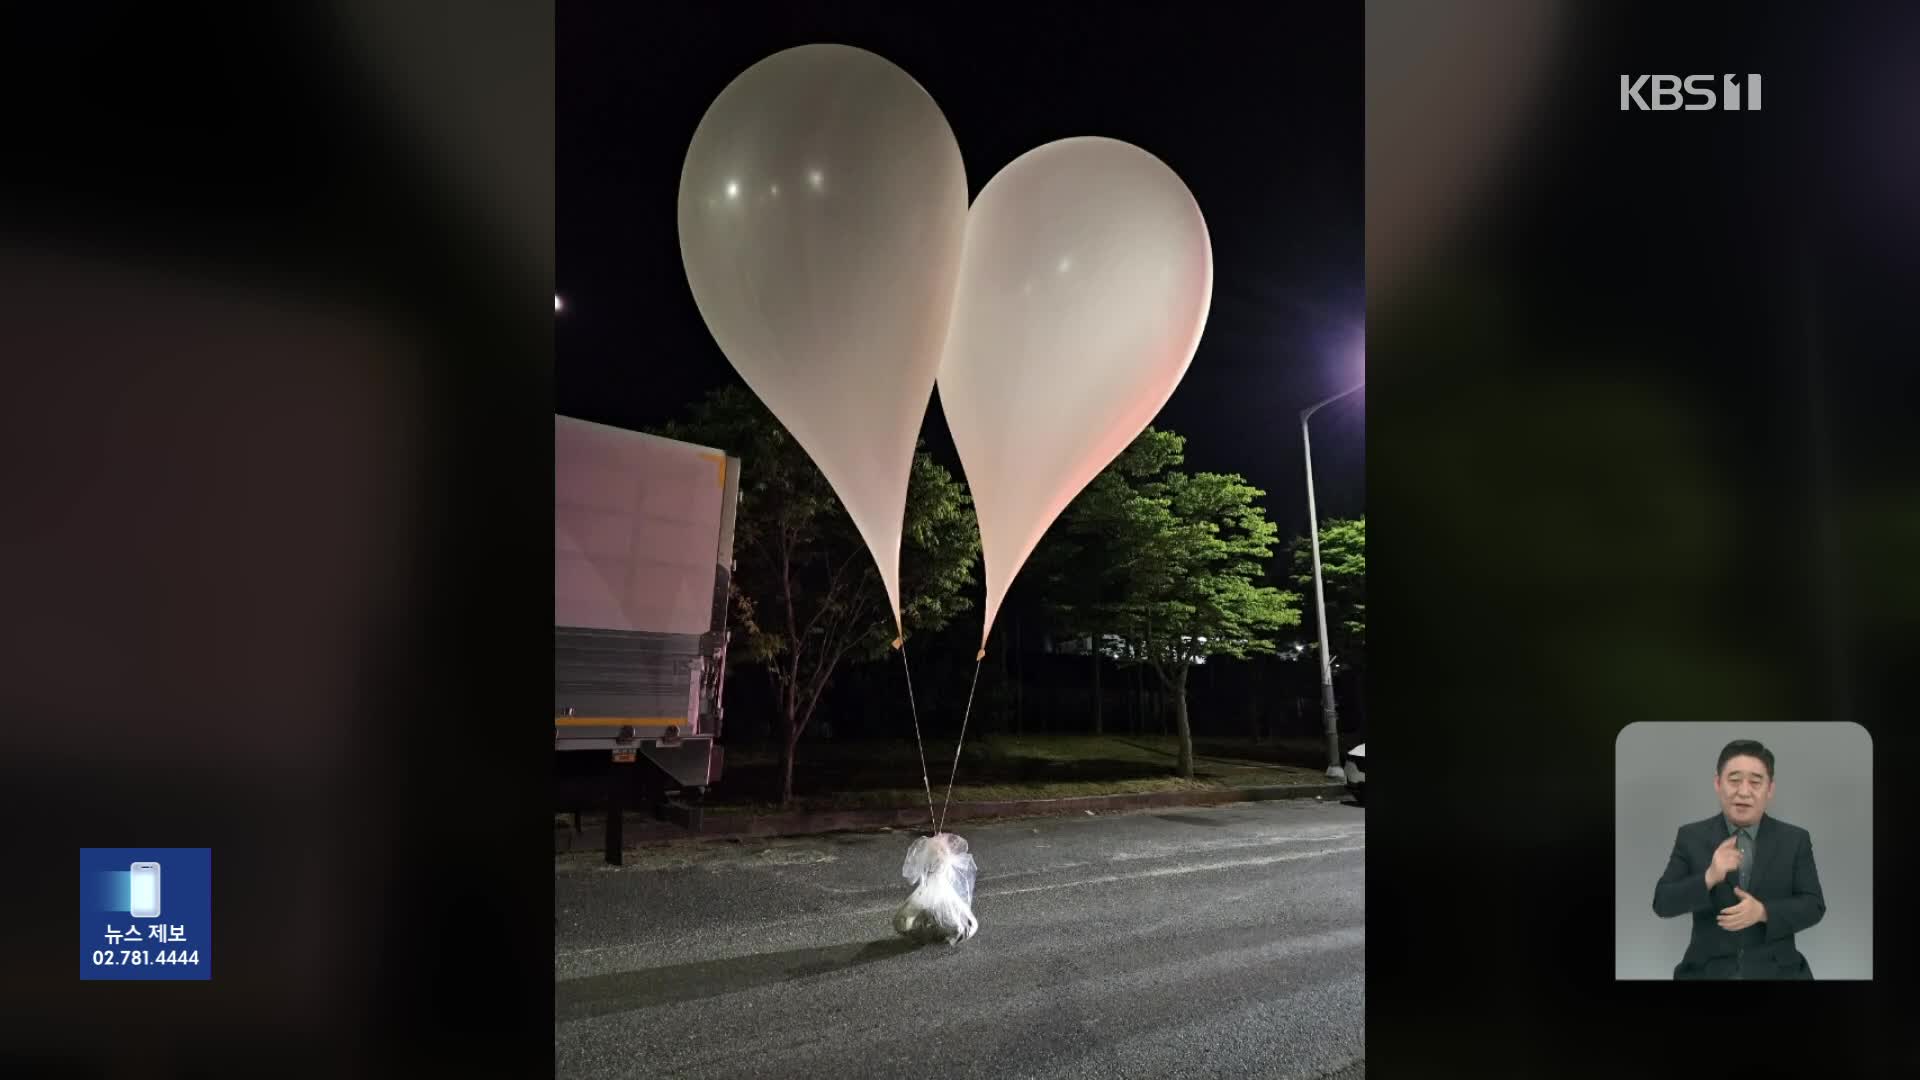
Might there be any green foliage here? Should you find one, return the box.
[1288,516,1366,672]
[891,447,980,660]
[654,385,980,741]
[1028,437,1161,646]
[1044,427,1302,675]
[1034,427,1299,779]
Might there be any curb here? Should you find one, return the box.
[555,781,1352,853]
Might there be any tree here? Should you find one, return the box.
[656,386,980,806]
[1029,431,1183,734]
[1288,516,1366,678]
[1048,429,1300,778]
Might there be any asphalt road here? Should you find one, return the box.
[555,799,1365,1080]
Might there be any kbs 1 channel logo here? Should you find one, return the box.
[1620,74,1763,111]
[79,848,212,980]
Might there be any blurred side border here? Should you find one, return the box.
[1368,0,1918,1075]
[0,4,553,1076]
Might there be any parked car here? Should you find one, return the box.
[1342,743,1365,805]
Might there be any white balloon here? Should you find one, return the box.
[938,137,1213,649]
[678,45,968,631]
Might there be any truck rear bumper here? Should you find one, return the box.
[555,731,719,788]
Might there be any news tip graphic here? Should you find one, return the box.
[79,848,212,980]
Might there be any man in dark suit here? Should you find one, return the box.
[1652,739,1826,979]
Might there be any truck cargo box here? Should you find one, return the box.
[554,415,739,791]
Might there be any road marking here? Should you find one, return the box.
[983,844,1366,898]
[555,841,1363,964]
[809,859,1095,895]
[586,823,1363,888]
[798,831,1358,896]
[1107,829,1366,862]
[702,849,836,871]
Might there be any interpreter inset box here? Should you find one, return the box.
[1614,723,1871,981]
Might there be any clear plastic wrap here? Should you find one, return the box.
[891,832,980,944]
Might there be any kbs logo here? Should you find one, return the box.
[1620,74,1762,111]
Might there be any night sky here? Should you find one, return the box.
[558,3,1364,542]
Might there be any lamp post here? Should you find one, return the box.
[1302,381,1363,778]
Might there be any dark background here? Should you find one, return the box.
[0,2,1913,1075]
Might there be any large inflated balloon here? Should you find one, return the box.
[937,137,1213,649]
[679,45,968,632]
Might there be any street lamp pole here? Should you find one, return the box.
[1302,381,1363,779]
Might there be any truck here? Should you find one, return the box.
[554,415,740,835]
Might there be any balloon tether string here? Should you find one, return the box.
[895,635,937,834]
[937,648,987,834]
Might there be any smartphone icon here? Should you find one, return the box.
[129,862,162,919]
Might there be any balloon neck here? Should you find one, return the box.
[975,648,986,662]
[892,637,904,651]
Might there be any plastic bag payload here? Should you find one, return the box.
[892,832,979,945]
